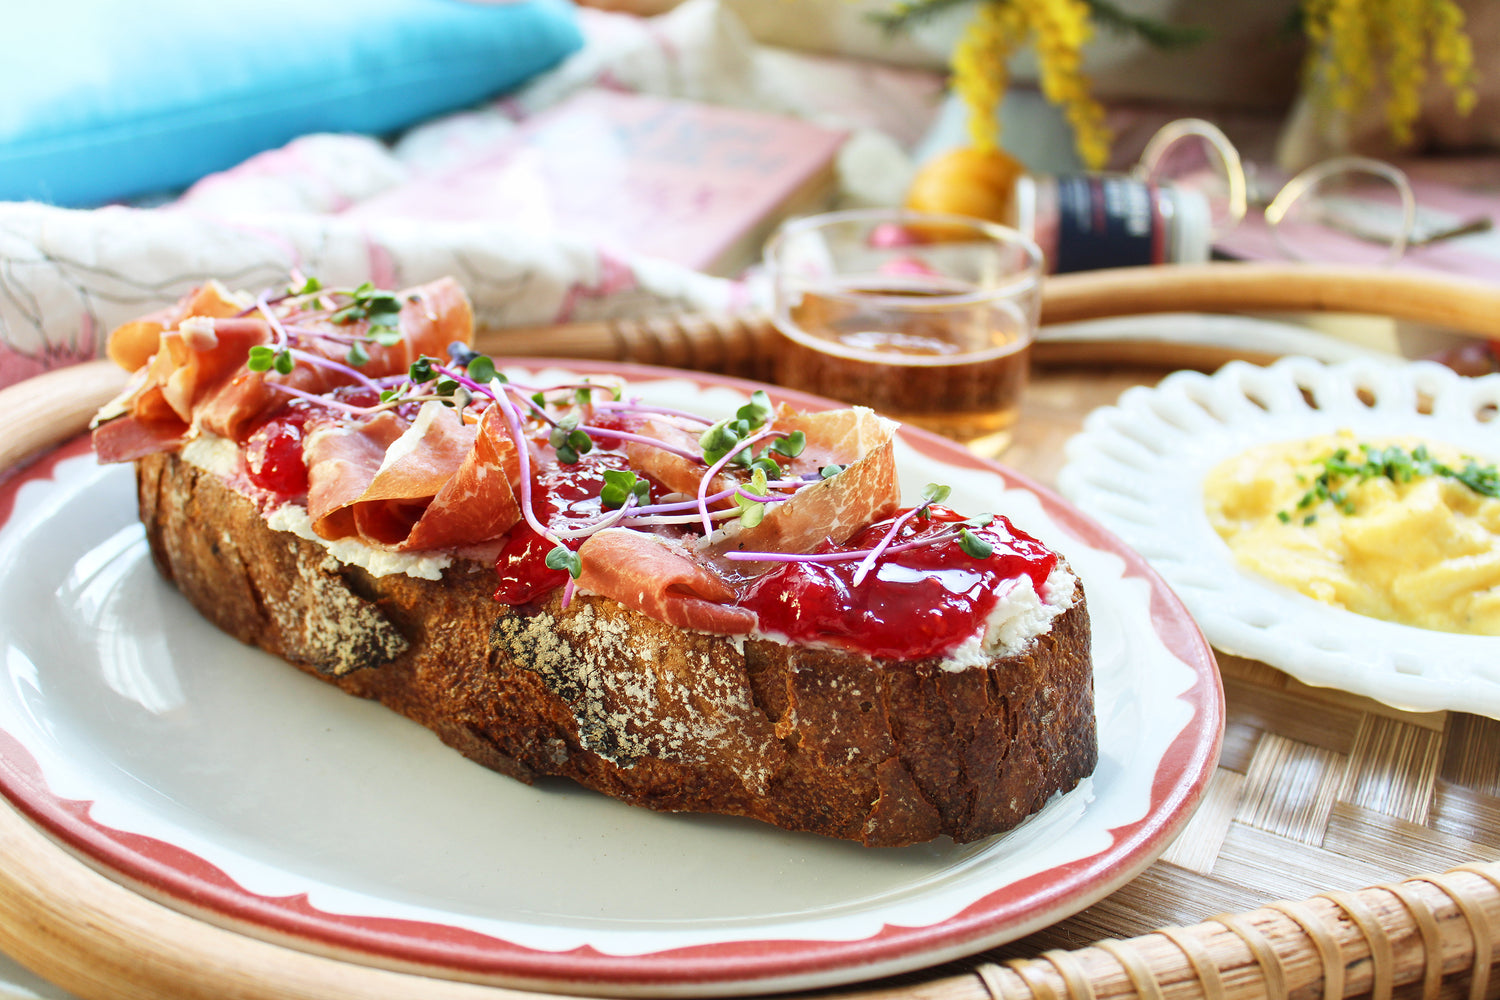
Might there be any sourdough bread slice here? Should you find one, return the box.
[138,449,1096,847]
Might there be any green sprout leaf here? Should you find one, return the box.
[750,455,782,479]
[545,545,583,579]
[732,468,771,528]
[247,345,276,372]
[769,430,806,459]
[549,415,580,450]
[820,464,845,479]
[600,469,651,510]
[958,528,994,559]
[247,344,295,375]
[466,355,497,385]
[735,390,773,429]
[921,483,953,505]
[346,340,370,367]
[332,282,404,330]
[700,418,745,466]
[288,276,323,297]
[409,357,437,383]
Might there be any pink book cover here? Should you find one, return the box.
[347,89,848,275]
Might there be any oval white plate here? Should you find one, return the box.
[0,362,1220,997]
[1059,356,1500,718]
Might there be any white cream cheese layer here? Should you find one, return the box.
[179,434,241,477]
[264,505,452,581]
[939,563,1075,671]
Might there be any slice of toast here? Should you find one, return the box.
[137,448,1096,847]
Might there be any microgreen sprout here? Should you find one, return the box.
[732,469,772,528]
[247,344,295,375]
[919,483,952,518]
[850,483,954,585]
[769,430,806,459]
[820,464,845,479]
[466,354,498,385]
[749,455,782,478]
[545,545,583,579]
[331,281,403,335]
[549,415,594,464]
[409,358,438,383]
[600,469,650,510]
[739,390,774,426]
[958,528,994,559]
[697,428,780,535]
[699,391,776,468]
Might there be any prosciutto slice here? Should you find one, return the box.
[305,402,521,550]
[94,277,473,461]
[106,281,247,373]
[576,529,757,635]
[93,316,273,462]
[706,406,901,560]
[304,411,409,541]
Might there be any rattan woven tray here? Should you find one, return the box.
[0,262,1496,1000]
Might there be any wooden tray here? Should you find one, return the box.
[0,263,1496,1000]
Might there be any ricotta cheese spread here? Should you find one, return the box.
[941,563,1076,670]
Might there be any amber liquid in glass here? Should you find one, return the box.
[774,279,1031,456]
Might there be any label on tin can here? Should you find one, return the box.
[1052,175,1165,273]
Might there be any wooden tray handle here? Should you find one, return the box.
[1040,263,1500,334]
[475,263,1500,379]
[0,359,127,480]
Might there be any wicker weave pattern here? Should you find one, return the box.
[969,867,1498,1000]
[929,653,1500,1000]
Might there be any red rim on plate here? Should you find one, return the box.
[0,362,1223,996]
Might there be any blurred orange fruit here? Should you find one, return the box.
[904,146,1025,225]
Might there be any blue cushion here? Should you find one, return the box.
[0,0,583,207]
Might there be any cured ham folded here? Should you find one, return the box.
[96,275,1096,847]
[305,402,521,551]
[95,277,472,461]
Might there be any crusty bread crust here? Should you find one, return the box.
[137,450,1097,847]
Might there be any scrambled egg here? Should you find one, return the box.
[1203,432,1500,635]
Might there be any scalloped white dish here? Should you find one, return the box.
[1059,356,1500,718]
[0,362,1221,997]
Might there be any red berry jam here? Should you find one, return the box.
[240,388,403,500]
[493,448,644,604]
[245,408,311,497]
[741,506,1058,660]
